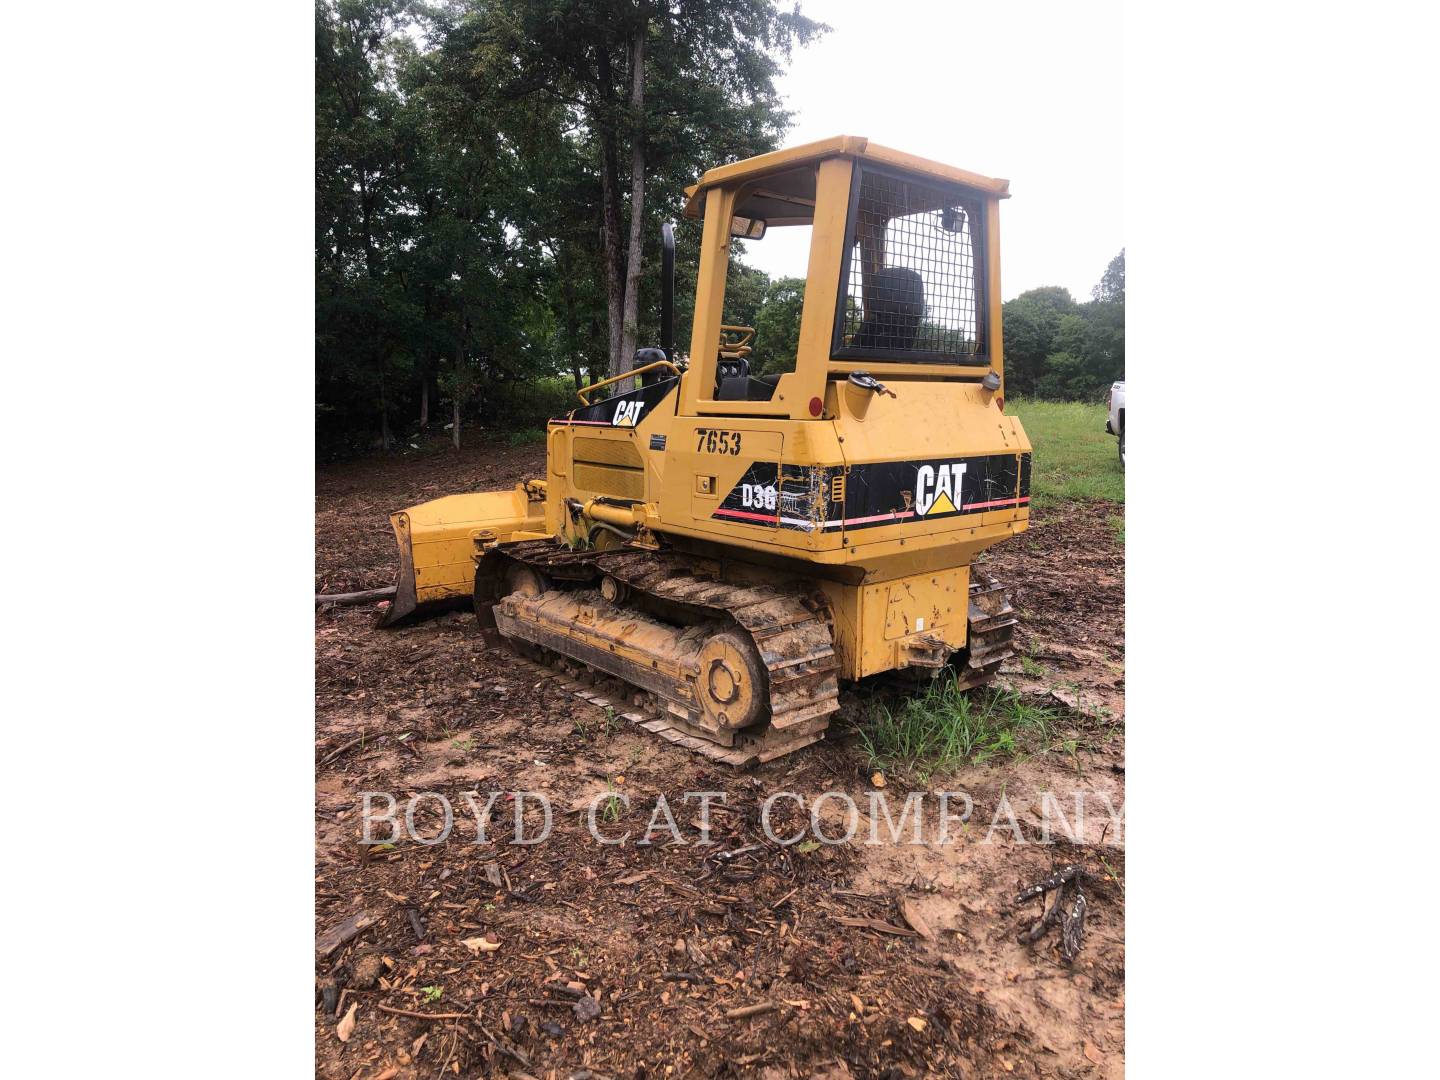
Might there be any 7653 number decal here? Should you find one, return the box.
[695,428,743,455]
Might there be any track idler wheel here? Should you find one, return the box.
[695,630,767,731]
[506,564,549,598]
[599,575,630,604]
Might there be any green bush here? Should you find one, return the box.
[489,377,576,430]
[506,428,547,447]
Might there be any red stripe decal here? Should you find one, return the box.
[837,510,916,526]
[960,496,1030,511]
[713,508,779,524]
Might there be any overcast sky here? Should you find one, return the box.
[736,0,1122,301]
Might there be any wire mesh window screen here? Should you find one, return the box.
[835,168,985,361]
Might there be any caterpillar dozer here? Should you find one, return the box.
[379,136,1032,766]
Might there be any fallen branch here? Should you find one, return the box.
[1013,864,1085,905]
[376,1004,469,1021]
[475,1022,533,1070]
[317,586,397,607]
[831,915,919,938]
[725,1001,778,1020]
[320,732,378,766]
[1060,889,1088,963]
[1021,881,1069,944]
[1014,865,1093,964]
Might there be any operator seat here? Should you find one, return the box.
[715,355,750,397]
[716,355,780,401]
[853,267,925,351]
[717,369,780,401]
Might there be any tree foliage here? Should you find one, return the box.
[1002,250,1125,400]
[315,0,825,455]
[317,0,1122,454]
[1093,247,1125,303]
[752,277,805,376]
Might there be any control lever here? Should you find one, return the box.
[847,371,897,398]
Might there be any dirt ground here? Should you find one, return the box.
[316,440,1125,1079]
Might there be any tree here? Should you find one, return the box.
[1034,350,1086,400]
[315,0,420,449]
[475,0,826,376]
[1000,250,1125,401]
[753,277,805,376]
[1001,286,1077,397]
[315,0,828,452]
[723,258,771,331]
[1094,248,1125,303]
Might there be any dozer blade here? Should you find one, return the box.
[377,484,546,627]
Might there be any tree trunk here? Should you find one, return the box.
[419,376,429,431]
[617,28,647,376]
[596,46,626,376]
[358,174,379,281]
[451,319,465,451]
[360,170,392,450]
[379,364,393,450]
[559,246,584,393]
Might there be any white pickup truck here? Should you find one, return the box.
[1106,381,1125,468]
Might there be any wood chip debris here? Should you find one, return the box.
[899,897,937,941]
[336,1002,358,1042]
[317,910,375,957]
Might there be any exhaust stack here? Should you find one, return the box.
[661,222,675,360]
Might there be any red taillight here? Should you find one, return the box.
[996,395,1004,411]
[808,396,823,417]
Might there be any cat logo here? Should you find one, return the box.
[914,461,966,517]
[612,400,646,427]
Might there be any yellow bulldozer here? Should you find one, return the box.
[378,136,1032,766]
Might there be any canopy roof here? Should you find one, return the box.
[682,136,1009,226]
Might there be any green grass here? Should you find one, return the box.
[1008,399,1124,504]
[856,680,1062,777]
[601,779,623,823]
